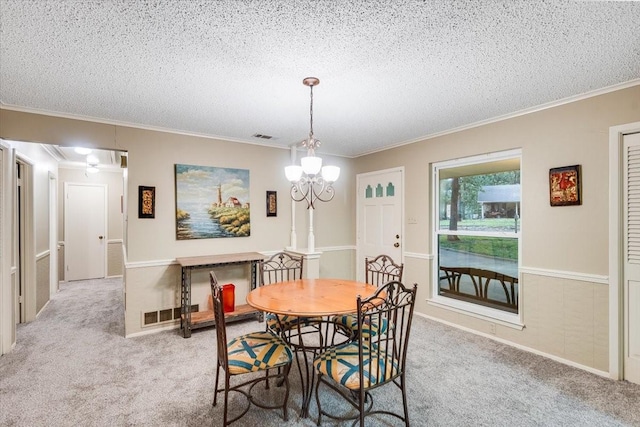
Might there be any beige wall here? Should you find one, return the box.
[35,254,50,314]
[2,85,638,370]
[0,110,355,336]
[354,85,640,372]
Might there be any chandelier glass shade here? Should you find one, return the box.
[285,77,340,209]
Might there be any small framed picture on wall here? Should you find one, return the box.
[266,191,277,217]
[139,186,156,218]
[549,165,582,207]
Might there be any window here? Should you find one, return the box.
[432,150,521,323]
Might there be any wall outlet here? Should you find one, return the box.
[489,323,496,335]
[408,217,418,224]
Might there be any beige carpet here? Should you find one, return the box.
[1,278,639,426]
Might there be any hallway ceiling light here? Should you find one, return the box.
[74,147,92,155]
[285,77,340,209]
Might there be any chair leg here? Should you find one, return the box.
[359,388,366,427]
[223,375,230,426]
[315,373,323,426]
[212,363,221,407]
[400,374,410,426]
[282,363,292,421]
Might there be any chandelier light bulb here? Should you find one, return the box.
[301,156,322,175]
[321,165,340,183]
[285,165,303,182]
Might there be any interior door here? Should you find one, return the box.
[15,161,24,322]
[356,168,403,281]
[64,183,106,281]
[623,132,640,385]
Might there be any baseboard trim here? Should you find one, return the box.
[36,300,50,319]
[125,323,179,338]
[415,312,611,379]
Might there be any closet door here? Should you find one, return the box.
[623,132,640,385]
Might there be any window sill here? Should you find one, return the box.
[426,295,524,330]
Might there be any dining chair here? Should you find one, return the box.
[209,271,294,426]
[333,254,404,339]
[364,254,404,286]
[314,280,418,426]
[260,251,318,334]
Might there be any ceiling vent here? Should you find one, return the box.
[252,133,273,140]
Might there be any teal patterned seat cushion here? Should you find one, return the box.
[227,331,293,375]
[266,312,322,333]
[331,314,389,338]
[313,342,398,390]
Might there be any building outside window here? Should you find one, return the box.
[432,149,521,323]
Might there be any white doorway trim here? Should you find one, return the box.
[15,154,37,323]
[0,140,15,355]
[48,171,58,295]
[608,120,640,380]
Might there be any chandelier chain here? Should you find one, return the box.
[309,84,314,139]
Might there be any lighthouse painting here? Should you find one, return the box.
[175,164,250,240]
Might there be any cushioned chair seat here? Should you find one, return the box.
[331,314,389,338]
[266,312,323,334]
[227,331,293,375]
[313,342,398,390]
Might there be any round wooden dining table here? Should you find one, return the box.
[246,278,380,418]
[246,278,379,317]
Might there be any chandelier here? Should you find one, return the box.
[284,77,340,209]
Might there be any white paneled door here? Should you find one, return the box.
[623,132,640,385]
[356,168,403,282]
[64,183,106,281]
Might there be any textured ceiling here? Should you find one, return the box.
[1,1,639,158]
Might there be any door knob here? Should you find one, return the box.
[394,242,400,248]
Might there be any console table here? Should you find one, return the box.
[177,252,265,338]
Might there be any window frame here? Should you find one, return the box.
[430,149,524,328]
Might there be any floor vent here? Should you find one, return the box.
[142,304,199,327]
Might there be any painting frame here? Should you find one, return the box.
[174,164,251,240]
[266,191,277,217]
[138,186,156,218]
[549,165,582,207]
